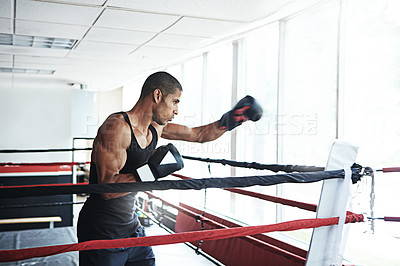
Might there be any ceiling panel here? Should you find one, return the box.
[63,57,135,68]
[0,61,12,67]
[16,0,103,26]
[108,0,293,22]
[69,40,138,59]
[16,20,89,39]
[0,17,12,34]
[54,70,135,90]
[0,0,12,18]
[14,55,68,65]
[147,33,216,50]
[14,55,129,69]
[0,44,70,57]
[1,0,317,91]
[165,17,246,38]
[85,27,155,45]
[95,8,180,32]
[0,54,12,61]
[13,61,60,70]
[9,75,72,89]
[14,55,73,69]
[129,45,189,67]
[55,72,124,82]
[0,74,13,88]
[43,0,107,6]
[56,62,135,74]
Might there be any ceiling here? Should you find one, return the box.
[0,0,320,91]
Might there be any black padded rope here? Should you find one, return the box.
[0,148,369,180]
[182,155,324,173]
[0,148,323,172]
[0,148,366,184]
[0,170,345,198]
[184,156,366,184]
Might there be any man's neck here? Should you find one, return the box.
[126,100,153,134]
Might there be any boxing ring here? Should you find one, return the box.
[0,140,398,265]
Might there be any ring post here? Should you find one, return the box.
[306,140,358,266]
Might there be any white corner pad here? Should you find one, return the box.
[306,140,358,266]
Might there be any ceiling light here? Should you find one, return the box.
[0,33,77,50]
[0,67,55,74]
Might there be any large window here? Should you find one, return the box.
[281,0,339,167]
[167,57,207,208]
[237,23,279,167]
[342,0,400,264]
[233,23,280,226]
[202,43,234,215]
[121,1,400,264]
[277,0,341,245]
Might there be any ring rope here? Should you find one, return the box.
[0,162,90,166]
[145,192,307,261]
[0,157,366,262]
[0,148,91,153]
[0,182,86,189]
[182,155,324,173]
[135,206,221,264]
[0,150,394,262]
[3,180,396,221]
[0,212,364,263]
[0,178,317,212]
[367,216,400,222]
[0,170,346,198]
[0,201,84,209]
[0,147,397,174]
[173,174,317,212]
[0,160,370,184]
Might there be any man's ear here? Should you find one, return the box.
[153,89,163,103]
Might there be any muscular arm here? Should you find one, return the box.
[160,121,226,143]
[93,115,136,200]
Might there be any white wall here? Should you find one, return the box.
[122,77,144,111]
[0,87,73,163]
[71,90,96,138]
[0,86,123,163]
[96,87,123,126]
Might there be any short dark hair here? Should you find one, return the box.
[139,71,182,100]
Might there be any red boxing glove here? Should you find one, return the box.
[219,95,263,131]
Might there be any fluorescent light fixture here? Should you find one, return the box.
[0,33,77,50]
[0,67,55,74]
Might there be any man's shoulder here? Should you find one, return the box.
[94,113,131,149]
[107,112,125,121]
[99,113,130,134]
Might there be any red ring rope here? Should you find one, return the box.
[0,213,363,263]
[145,192,306,261]
[173,173,318,212]
[0,162,90,166]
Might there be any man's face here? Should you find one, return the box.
[153,88,181,126]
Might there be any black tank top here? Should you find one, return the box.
[78,112,158,241]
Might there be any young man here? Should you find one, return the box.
[77,71,263,265]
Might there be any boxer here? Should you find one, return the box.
[77,71,263,266]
